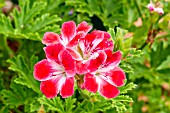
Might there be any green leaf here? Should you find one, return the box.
[0,0,61,41]
[74,100,95,112]
[65,97,76,112]
[68,0,128,28]
[157,55,170,70]
[112,101,127,113]
[6,55,40,93]
[119,82,137,94]
[93,100,113,112]
[126,48,143,60]
[158,13,170,30]
[38,96,77,113]
[0,106,8,113]
[150,42,170,67]
[22,13,61,33]
[12,0,46,30]
[38,96,64,112]
[1,80,37,108]
[30,99,41,112]
[120,63,133,73]
[0,14,14,34]
[113,95,133,102]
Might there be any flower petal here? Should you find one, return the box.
[99,50,122,73]
[44,43,65,62]
[60,77,74,98]
[66,48,82,60]
[99,79,120,99]
[90,31,105,51]
[76,60,88,74]
[61,21,76,44]
[40,78,59,98]
[58,50,76,77]
[42,32,61,45]
[76,21,92,33]
[84,73,98,93]
[105,50,122,67]
[108,67,126,87]
[33,59,53,81]
[88,51,106,72]
[94,39,113,52]
[67,31,86,47]
[103,32,111,39]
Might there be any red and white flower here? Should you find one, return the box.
[75,30,114,74]
[34,43,76,98]
[42,21,92,47]
[83,50,126,99]
[33,20,126,99]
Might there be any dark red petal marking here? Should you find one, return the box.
[76,21,92,33]
[83,30,102,48]
[42,32,60,45]
[44,43,65,62]
[40,79,59,98]
[108,67,126,86]
[60,77,74,98]
[88,51,106,72]
[84,30,106,52]
[33,59,53,81]
[84,33,95,48]
[99,80,120,99]
[58,50,76,77]
[84,73,98,93]
[61,21,76,42]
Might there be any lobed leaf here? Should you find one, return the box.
[119,82,137,94]
[38,96,64,112]
[113,95,133,102]
[1,80,37,108]
[6,55,40,93]
[0,14,14,35]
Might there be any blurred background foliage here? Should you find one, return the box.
[0,0,170,113]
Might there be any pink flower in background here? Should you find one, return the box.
[154,8,164,15]
[147,2,164,15]
[147,3,155,12]
[33,20,126,99]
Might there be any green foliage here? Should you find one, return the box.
[109,27,143,73]
[6,55,40,93]
[0,0,61,41]
[38,96,76,113]
[0,0,170,113]
[66,0,129,28]
[0,14,14,34]
[1,80,36,108]
[119,82,137,94]
[157,55,170,70]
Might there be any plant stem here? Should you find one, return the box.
[77,82,90,100]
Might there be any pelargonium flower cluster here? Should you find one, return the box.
[33,21,126,99]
